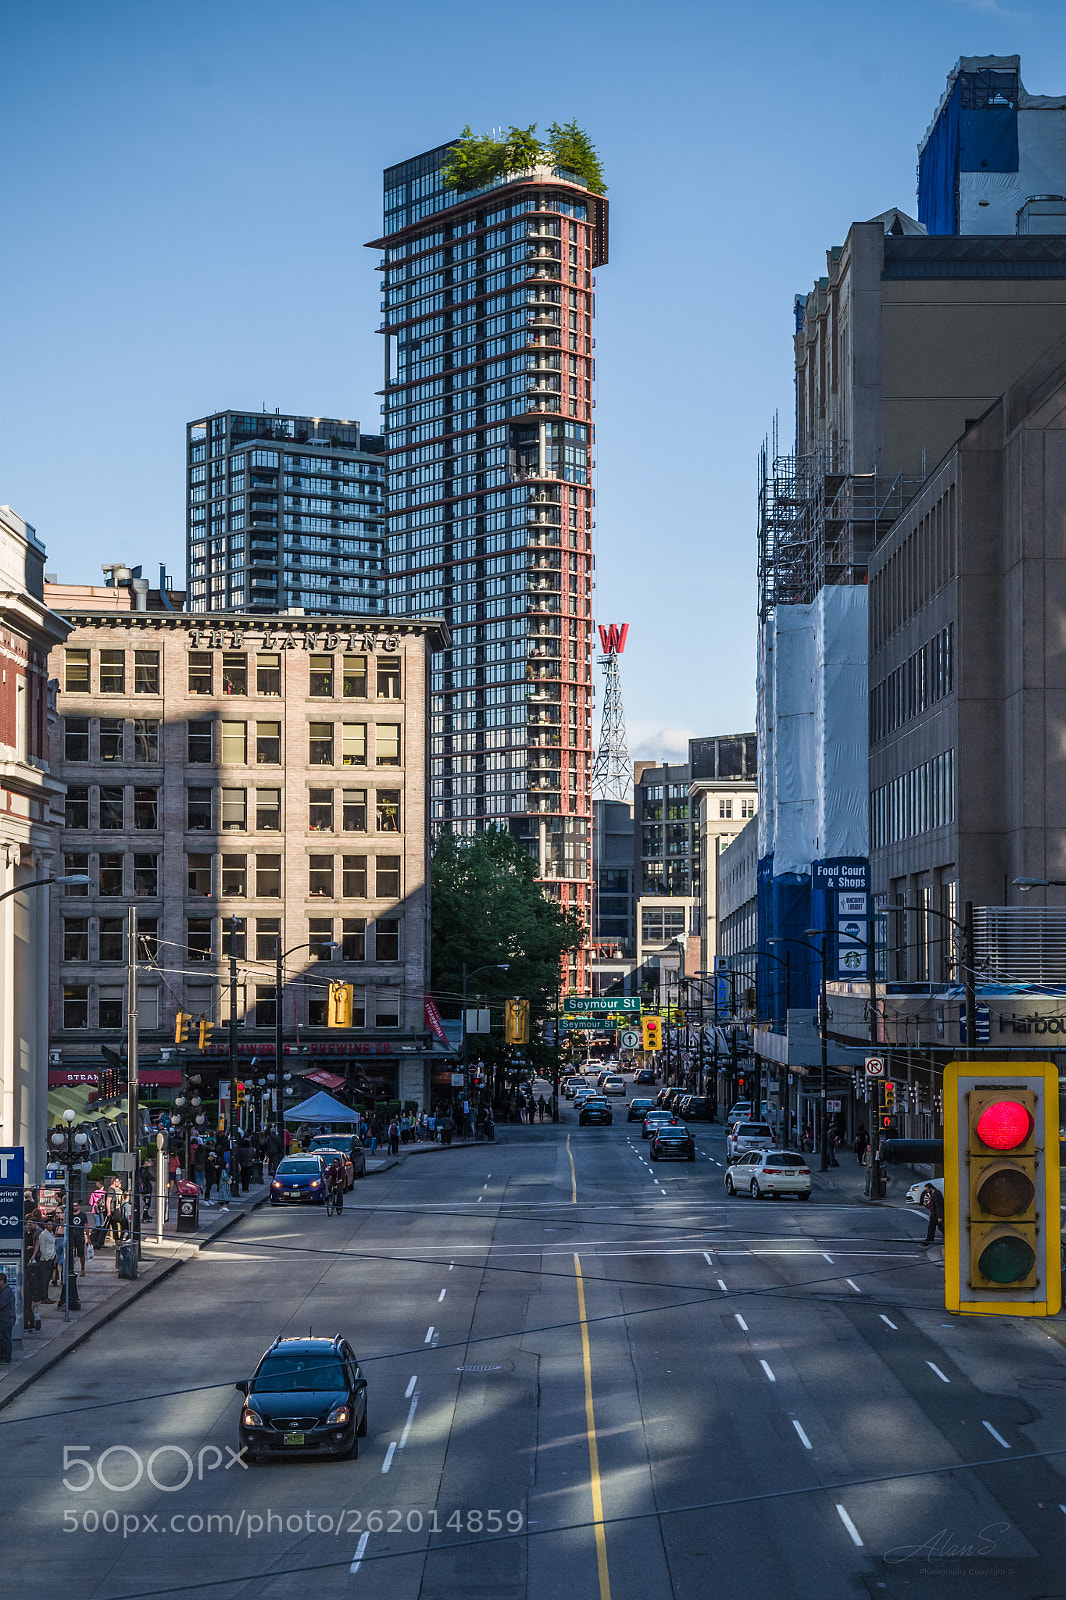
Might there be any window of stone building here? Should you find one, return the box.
[65,649,90,693]
[134,650,160,694]
[255,855,281,897]
[188,854,212,897]
[99,650,125,694]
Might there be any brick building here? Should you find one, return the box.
[45,583,447,1111]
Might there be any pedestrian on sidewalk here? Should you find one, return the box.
[138,1163,153,1222]
[69,1206,87,1277]
[853,1126,870,1164]
[920,1185,945,1246]
[537,1095,548,1122]
[0,1272,15,1362]
[167,1150,180,1196]
[388,1118,400,1156]
[193,1141,207,1194]
[218,1161,232,1212]
[237,1138,254,1194]
[52,1221,66,1292]
[442,1111,453,1147]
[203,1148,220,1206]
[105,1179,126,1244]
[31,1222,56,1304]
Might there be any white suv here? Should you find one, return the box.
[725,1149,812,1200]
[726,1122,774,1160]
[602,1075,626,1096]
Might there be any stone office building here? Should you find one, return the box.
[45,582,447,1109]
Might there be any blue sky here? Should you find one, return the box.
[5,0,1066,761]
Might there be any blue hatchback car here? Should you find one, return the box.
[270,1154,329,1205]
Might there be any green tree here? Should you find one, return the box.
[546,120,607,194]
[431,825,583,1016]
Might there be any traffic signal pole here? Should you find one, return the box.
[127,906,140,1263]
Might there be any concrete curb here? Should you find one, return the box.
[0,1191,270,1414]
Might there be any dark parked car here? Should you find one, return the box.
[269,1154,329,1205]
[579,1097,613,1126]
[650,1125,696,1162]
[237,1335,368,1460]
[628,1096,657,1123]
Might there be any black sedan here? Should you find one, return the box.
[650,1125,696,1161]
[627,1096,658,1122]
[683,1096,716,1123]
[579,1097,613,1126]
[269,1154,329,1205]
[237,1335,368,1460]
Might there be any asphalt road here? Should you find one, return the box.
[5,1101,1066,1600]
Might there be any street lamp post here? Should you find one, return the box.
[274,939,341,1128]
[47,1110,92,1321]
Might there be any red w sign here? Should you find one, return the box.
[598,623,629,655]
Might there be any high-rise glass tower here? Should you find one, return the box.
[185,410,387,616]
[369,138,607,974]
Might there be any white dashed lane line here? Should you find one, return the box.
[792,1420,812,1449]
[717,1279,728,1293]
[835,1505,863,1546]
[734,1313,748,1331]
[399,1393,419,1448]
[381,1442,396,1474]
[405,1375,417,1398]
[983,1421,1011,1449]
[845,1279,861,1294]
[703,1252,714,1266]
[350,1531,370,1573]
[759,1360,776,1383]
[927,1362,950,1383]
[424,1326,434,1344]
[822,1253,835,1264]
[879,1314,898,1330]
[438,1288,446,1302]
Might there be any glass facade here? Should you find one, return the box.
[185,412,387,616]
[372,139,608,965]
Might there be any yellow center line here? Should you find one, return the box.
[575,1252,611,1600]
[567,1133,577,1204]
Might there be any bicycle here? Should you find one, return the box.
[324,1185,342,1217]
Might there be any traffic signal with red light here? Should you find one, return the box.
[944,1062,1061,1316]
[641,1015,662,1051]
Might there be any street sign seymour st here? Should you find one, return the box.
[564,997,641,1014]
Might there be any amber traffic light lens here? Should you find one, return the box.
[977,1233,1036,1284]
[975,1166,1036,1216]
[975,1100,1033,1151]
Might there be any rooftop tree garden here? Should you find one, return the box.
[441,121,606,195]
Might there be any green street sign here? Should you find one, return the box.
[563,996,641,1015]
[559,1014,632,1032]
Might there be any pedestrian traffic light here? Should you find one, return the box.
[174,1012,190,1045]
[944,1061,1061,1316]
[327,981,354,1027]
[641,1015,662,1051]
[505,998,530,1044]
[198,1019,214,1050]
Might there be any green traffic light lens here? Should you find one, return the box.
[976,1167,1036,1217]
[977,1233,1035,1284]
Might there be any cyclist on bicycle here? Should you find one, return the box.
[326,1156,345,1214]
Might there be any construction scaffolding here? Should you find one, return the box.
[758,418,927,620]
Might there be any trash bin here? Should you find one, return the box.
[116,1243,138,1280]
[176,1193,199,1233]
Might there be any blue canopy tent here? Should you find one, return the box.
[282,1090,361,1124]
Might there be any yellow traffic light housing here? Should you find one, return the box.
[505,998,530,1044]
[641,1015,662,1051]
[174,1011,190,1045]
[327,981,354,1028]
[944,1062,1060,1316]
[198,1019,214,1050]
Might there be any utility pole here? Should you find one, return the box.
[964,899,977,1062]
[818,933,829,1173]
[127,905,140,1262]
[228,915,238,1132]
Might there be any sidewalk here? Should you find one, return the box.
[808,1149,931,1210]
[0,1178,270,1411]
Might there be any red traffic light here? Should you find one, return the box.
[975,1099,1033,1151]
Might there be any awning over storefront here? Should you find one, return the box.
[305,1070,346,1090]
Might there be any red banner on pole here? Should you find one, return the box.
[424,996,448,1043]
